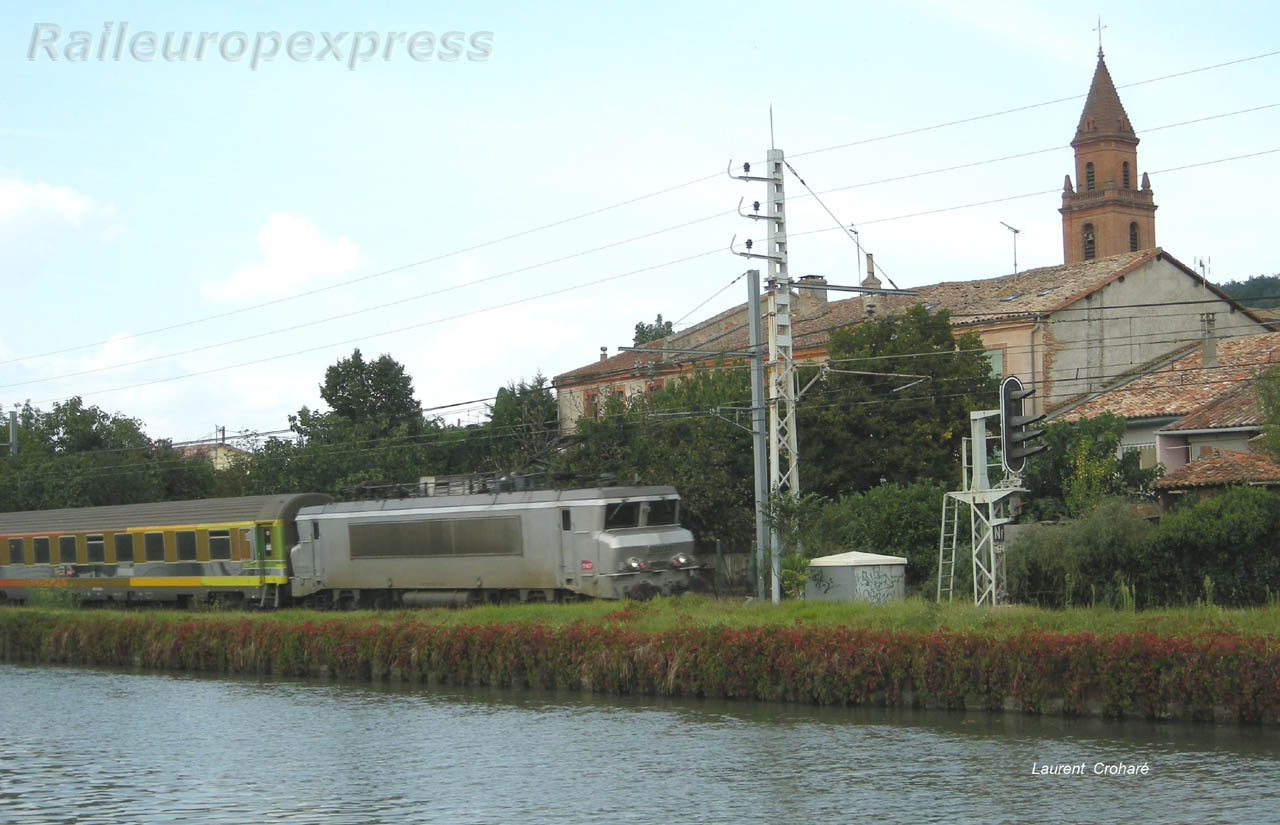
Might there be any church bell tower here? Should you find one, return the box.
[1060,51,1157,264]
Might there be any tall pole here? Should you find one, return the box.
[765,148,797,605]
[6,410,16,459]
[747,270,768,599]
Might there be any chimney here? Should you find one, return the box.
[798,274,828,309]
[862,253,882,317]
[1200,313,1217,368]
[600,346,608,362]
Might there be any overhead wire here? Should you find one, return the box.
[6,47,1275,373]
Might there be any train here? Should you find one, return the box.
[0,483,700,608]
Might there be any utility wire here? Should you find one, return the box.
[5,50,1274,370]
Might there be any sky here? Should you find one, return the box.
[2,0,1278,445]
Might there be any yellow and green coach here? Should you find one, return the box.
[0,494,331,607]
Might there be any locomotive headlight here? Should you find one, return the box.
[671,552,693,568]
[625,557,647,572]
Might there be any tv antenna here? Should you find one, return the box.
[1000,221,1021,275]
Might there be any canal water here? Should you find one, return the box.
[0,663,1275,824]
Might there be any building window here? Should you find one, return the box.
[1085,162,1095,191]
[6,538,24,565]
[984,349,1004,378]
[1122,161,1131,189]
[114,533,134,563]
[144,532,166,562]
[33,537,50,564]
[208,529,231,561]
[1129,222,1139,252]
[58,536,76,564]
[86,534,105,563]
[583,392,599,419]
[176,531,197,562]
[1083,224,1096,260]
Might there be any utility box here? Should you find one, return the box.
[805,551,907,603]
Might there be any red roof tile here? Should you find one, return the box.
[554,249,1169,386]
[1153,449,1280,489]
[1161,381,1262,432]
[1061,332,1280,421]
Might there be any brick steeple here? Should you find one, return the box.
[1060,52,1157,264]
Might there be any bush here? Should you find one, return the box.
[1006,499,1151,608]
[801,481,947,587]
[1140,486,1280,607]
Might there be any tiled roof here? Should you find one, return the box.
[1161,381,1261,432]
[1060,332,1280,421]
[554,249,1163,385]
[1153,449,1280,489]
[1074,54,1136,142]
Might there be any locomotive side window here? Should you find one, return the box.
[58,536,76,564]
[208,529,231,561]
[86,535,105,563]
[561,510,571,531]
[312,522,320,540]
[33,537,51,564]
[645,500,679,526]
[6,538,24,565]
[604,502,640,530]
[114,534,135,563]
[144,532,165,562]
[176,531,197,562]
[349,516,521,558]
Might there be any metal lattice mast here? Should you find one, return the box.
[730,148,796,603]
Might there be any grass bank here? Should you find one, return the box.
[2,597,1276,723]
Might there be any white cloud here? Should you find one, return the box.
[0,177,115,232]
[202,212,361,300]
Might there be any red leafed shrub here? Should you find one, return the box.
[1,612,1276,723]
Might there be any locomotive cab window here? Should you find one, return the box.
[86,535,105,564]
[6,538,24,565]
[644,500,679,526]
[33,537,50,564]
[604,502,641,530]
[58,536,76,564]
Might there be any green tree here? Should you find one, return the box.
[0,399,215,512]
[1021,412,1160,518]
[293,348,422,442]
[1218,273,1280,309]
[484,374,560,474]
[633,314,674,346]
[799,306,998,498]
[1258,367,1280,462]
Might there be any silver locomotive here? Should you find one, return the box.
[290,484,699,608]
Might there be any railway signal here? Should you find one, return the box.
[999,375,1045,475]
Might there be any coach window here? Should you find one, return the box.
[58,536,76,564]
[176,531,197,562]
[114,533,135,563]
[144,532,166,562]
[33,537,51,564]
[208,529,231,561]
[86,535,105,564]
[6,538,24,565]
[561,510,571,531]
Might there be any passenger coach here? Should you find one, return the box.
[0,494,330,607]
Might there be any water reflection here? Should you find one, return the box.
[1,663,1275,824]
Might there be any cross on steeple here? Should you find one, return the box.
[1093,16,1107,57]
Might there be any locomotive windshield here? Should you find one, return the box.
[604,502,640,529]
[603,499,680,529]
[645,499,679,525]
